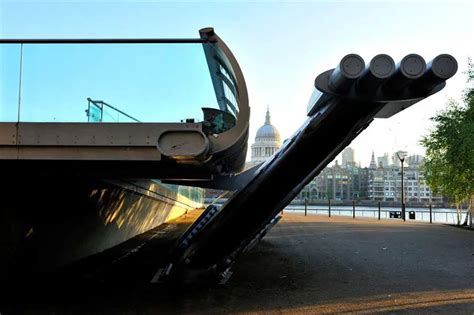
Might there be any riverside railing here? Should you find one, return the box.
[283,201,468,225]
[206,199,466,225]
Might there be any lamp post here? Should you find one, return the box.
[396,151,406,221]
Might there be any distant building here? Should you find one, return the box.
[391,150,407,167]
[367,164,442,203]
[297,161,368,201]
[369,151,377,170]
[249,107,281,166]
[377,153,390,168]
[341,147,355,167]
[348,166,369,200]
[296,150,443,204]
[236,108,444,205]
[407,154,424,167]
[245,116,443,204]
[318,161,352,200]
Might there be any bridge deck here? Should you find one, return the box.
[0,120,247,178]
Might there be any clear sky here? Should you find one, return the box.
[0,43,217,122]
[1,0,472,166]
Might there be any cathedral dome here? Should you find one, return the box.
[250,106,282,165]
[255,108,281,143]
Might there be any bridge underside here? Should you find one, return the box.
[0,175,204,281]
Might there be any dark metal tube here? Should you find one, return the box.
[383,54,426,92]
[414,54,458,91]
[357,54,395,93]
[328,54,365,92]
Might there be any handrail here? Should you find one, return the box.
[87,98,141,123]
[0,38,208,44]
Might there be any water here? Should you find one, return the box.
[283,205,468,225]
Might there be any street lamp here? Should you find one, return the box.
[396,151,407,221]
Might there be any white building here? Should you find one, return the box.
[250,107,281,164]
[368,165,442,203]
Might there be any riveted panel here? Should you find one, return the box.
[15,122,202,147]
[0,123,18,145]
[15,146,162,161]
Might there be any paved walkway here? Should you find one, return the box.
[212,214,474,314]
[5,214,474,314]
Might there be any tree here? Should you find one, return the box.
[421,60,474,227]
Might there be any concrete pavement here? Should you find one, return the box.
[4,213,474,314]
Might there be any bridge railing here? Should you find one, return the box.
[283,204,468,225]
[86,98,140,123]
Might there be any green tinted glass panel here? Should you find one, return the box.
[155,180,204,205]
[88,103,102,122]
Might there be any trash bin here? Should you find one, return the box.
[389,211,401,218]
[409,211,415,220]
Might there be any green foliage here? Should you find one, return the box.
[421,60,474,208]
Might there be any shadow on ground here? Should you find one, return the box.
[3,214,474,314]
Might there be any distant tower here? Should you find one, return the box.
[377,153,390,167]
[392,150,408,167]
[250,106,281,164]
[342,147,355,167]
[407,154,424,167]
[369,151,377,169]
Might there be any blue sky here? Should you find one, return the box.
[1,0,472,165]
[1,44,215,122]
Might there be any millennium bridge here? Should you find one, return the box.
[0,28,457,283]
